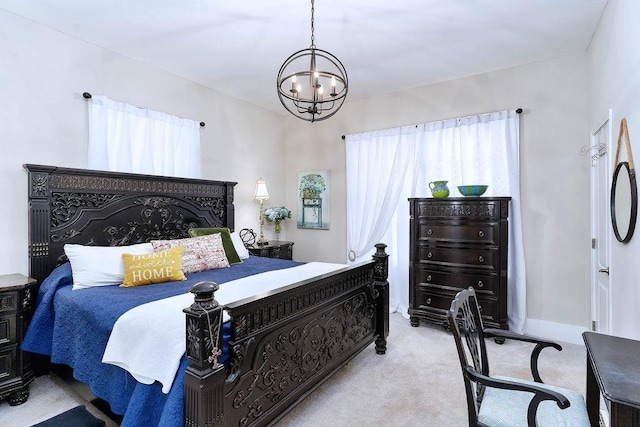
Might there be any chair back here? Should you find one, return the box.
[447,287,490,425]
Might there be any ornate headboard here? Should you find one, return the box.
[24,164,236,285]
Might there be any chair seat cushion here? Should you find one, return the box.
[478,376,590,426]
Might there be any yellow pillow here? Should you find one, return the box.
[121,246,187,287]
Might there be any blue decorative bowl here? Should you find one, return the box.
[457,185,488,197]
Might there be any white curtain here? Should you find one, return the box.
[345,109,526,333]
[88,95,202,178]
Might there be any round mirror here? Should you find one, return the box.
[611,161,638,243]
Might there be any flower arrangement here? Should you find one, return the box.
[263,206,291,236]
[299,174,326,199]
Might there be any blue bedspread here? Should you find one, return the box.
[22,256,303,426]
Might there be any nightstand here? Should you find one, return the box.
[247,241,294,260]
[0,274,37,405]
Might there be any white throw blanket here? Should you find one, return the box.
[102,262,346,393]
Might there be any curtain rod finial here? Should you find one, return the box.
[83,92,92,99]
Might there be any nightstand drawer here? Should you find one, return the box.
[0,346,17,381]
[0,292,17,313]
[0,314,17,346]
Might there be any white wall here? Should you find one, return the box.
[588,0,640,340]
[0,9,287,276]
[284,54,591,332]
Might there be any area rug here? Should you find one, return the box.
[31,405,105,427]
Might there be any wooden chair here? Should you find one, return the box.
[447,287,590,426]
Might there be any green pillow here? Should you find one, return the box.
[188,227,242,265]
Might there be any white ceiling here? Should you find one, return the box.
[1,0,608,115]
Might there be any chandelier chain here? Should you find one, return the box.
[310,0,315,48]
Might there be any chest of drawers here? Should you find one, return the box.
[408,197,511,330]
[0,273,37,405]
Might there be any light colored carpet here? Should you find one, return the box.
[278,313,586,426]
[0,312,586,426]
[0,373,117,427]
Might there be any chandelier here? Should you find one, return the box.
[276,0,348,122]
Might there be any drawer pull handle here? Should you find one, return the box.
[478,256,484,263]
[426,275,432,282]
[427,229,433,235]
[478,231,485,237]
[478,280,484,288]
[427,252,433,259]
[426,298,432,305]
[478,306,483,313]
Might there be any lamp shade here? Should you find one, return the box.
[254,178,270,201]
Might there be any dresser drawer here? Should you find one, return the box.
[416,268,498,296]
[413,199,506,221]
[418,246,499,270]
[418,222,499,245]
[416,288,500,323]
[0,314,17,346]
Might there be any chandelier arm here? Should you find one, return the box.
[316,100,336,112]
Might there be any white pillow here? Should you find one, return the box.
[64,243,154,290]
[230,231,250,260]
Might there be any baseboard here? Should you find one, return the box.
[525,318,589,345]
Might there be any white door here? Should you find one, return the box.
[589,110,613,334]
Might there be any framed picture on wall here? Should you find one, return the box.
[297,170,330,230]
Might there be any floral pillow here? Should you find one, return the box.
[187,227,242,264]
[151,233,229,274]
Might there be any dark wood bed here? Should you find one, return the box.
[24,164,389,427]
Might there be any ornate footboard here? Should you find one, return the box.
[184,244,389,427]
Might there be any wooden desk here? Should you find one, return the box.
[583,332,640,426]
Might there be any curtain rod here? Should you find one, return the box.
[82,92,206,127]
[340,108,523,140]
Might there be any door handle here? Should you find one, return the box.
[599,267,609,275]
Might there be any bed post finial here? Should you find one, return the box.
[372,243,389,355]
[372,243,388,281]
[183,281,225,427]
